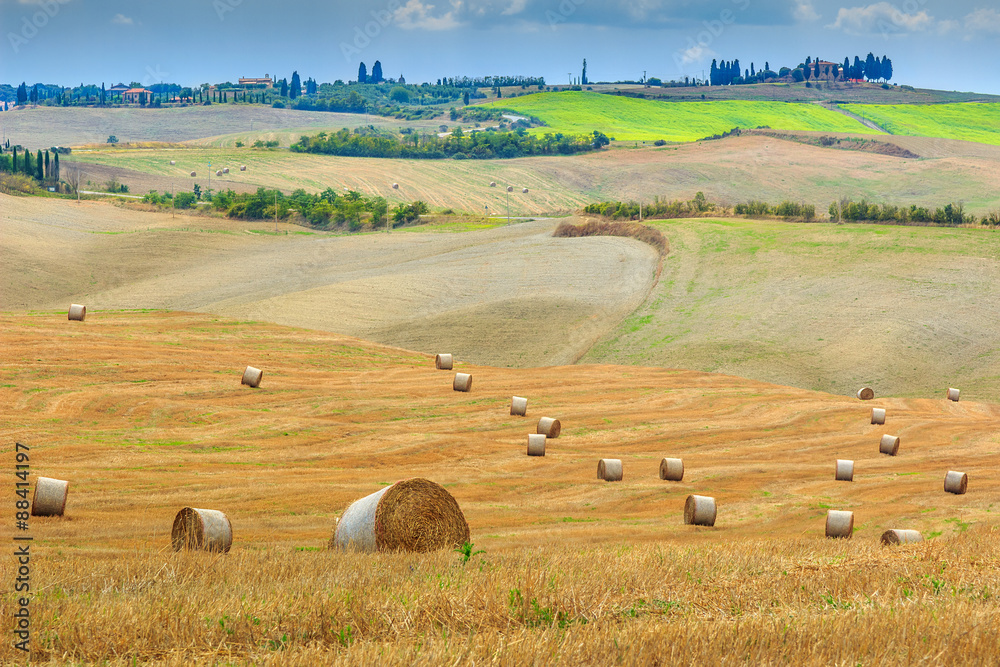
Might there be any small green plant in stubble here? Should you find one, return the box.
[455,541,484,565]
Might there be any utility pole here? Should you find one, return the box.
[274,192,278,233]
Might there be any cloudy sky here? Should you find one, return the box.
[2,0,999,93]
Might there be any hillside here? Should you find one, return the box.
[2,310,999,663]
[486,91,872,141]
[845,103,1000,146]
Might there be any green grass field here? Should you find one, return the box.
[488,92,873,141]
[844,103,1000,145]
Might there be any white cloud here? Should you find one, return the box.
[793,1,820,22]
[394,0,461,30]
[965,8,1000,34]
[112,13,134,25]
[827,2,933,35]
[501,0,528,16]
[679,44,716,66]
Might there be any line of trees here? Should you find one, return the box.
[710,53,893,86]
[292,127,608,159]
[0,144,60,183]
[830,199,976,225]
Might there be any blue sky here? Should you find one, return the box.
[2,0,999,93]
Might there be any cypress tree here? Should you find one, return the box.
[12,146,17,172]
[36,150,43,180]
[44,150,50,179]
[54,152,60,182]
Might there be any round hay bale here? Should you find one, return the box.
[216,170,223,177]
[522,187,529,194]
[171,507,233,553]
[434,353,453,370]
[659,458,684,481]
[169,160,176,165]
[527,434,546,457]
[510,396,528,416]
[947,387,961,402]
[490,181,497,187]
[835,459,854,482]
[871,408,886,425]
[825,510,854,539]
[944,470,968,495]
[857,387,875,400]
[223,167,229,174]
[31,477,69,517]
[331,478,469,553]
[881,529,923,545]
[392,183,399,189]
[537,417,561,438]
[241,366,263,388]
[240,165,247,171]
[597,459,623,481]
[453,373,472,392]
[190,171,197,177]
[684,495,716,526]
[506,185,514,192]
[879,434,900,456]
[67,304,87,322]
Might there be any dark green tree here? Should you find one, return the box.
[814,60,820,78]
[53,151,59,182]
[44,150,50,180]
[12,146,17,172]
[16,82,27,105]
[882,56,893,82]
[582,58,588,85]
[865,52,876,80]
[290,71,301,98]
[36,150,43,180]
[358,62,368,84]
[371,61,383,83]
[280,78,289,97]
[463,91,470,105]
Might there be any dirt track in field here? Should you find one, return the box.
[3,311,998,553]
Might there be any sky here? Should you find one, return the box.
[1,0,999,93]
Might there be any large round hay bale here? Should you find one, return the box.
[31,477,69,517]
[453,373,472,392]
[835,459,854,482]
[947,387,961,402]
[879,434,900,456]
[392,183,399,190]
[171,507,233,553]
[241,366,263,388]
[825,510,854,539]
[597,459,623,481]
[537,417,561,438]
[659,458,684,481]
[434,353,453,370]
[522,187,529,194]
[857,387,875,400]
[684,495,716,526]
[944,471,968,495]
[527,434,546,457]
[223,167,229,174]
[67,304,87,321]
[506,185,514,192]
[881,529,922,545]
[190,171,197,177]
[216,170,223,177]
[331,478,469,553]
[510,396,528,416]
[169,160,176,165]
[871,408,886,425]
[490,181,497,187]
[240,165,247,172]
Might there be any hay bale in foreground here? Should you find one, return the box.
[527,434,546,457]
[825,510,854,539]
[944,471,968,495]
[537,417,561,438]
[68,304,86,321]
[879,434,900,456]
[241,366,263,388]
[659,458,684,481]
[169,160,176,165]
[684,495,716,526]
[240,165,247,171]
[190,171,197,177]
[835,459,854,482]
[171,507,233,553]
[881,529,922,545]
[597,459,623,481]
[223,167,229,174]
[947,388,961,402]
[857,387,875,400]
[31,477,69,516]
[331,478,469,553]
[510,396,528,416]
[435,353,453,370]
[871,408,886,425]
[453,373,472,392]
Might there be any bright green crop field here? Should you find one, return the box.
[488,91,873,141]
[844,103,1000,145]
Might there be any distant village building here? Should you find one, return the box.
[122,87,152,104]
[239,75,273,88]
[109,83,129,95]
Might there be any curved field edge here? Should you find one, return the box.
[486,92,875,141]
[844,103,1000,146]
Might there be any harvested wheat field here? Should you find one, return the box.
[1,310,1000,664]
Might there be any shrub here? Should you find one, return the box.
[554,220,668,256]
[174,192,196,209]
[653,139,667,146]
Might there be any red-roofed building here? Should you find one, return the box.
[123,87,152,104]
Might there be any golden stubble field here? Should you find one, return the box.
[1,311,999,664]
